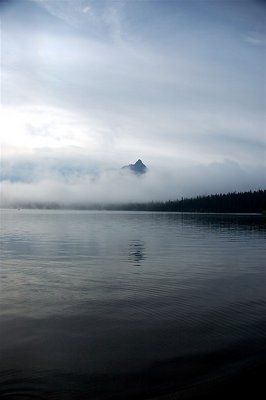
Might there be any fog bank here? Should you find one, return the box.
[1,160,264,207]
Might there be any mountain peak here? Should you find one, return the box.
[122,159,147,175]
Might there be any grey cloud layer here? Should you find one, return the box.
[1,0,265,204]
[1,159,264,206]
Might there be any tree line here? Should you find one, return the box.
[106,190,266,213]
[10,189,266,213]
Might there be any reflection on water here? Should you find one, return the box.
[0,210,265,399]
[129,240,145,266]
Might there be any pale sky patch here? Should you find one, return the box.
[1,0,265,205]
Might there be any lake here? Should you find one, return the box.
[0,210,265,399]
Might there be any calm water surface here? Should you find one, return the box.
[0,210,265,399]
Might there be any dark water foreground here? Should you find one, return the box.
[0,210,265,399]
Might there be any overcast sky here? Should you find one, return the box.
[1,0,265,205]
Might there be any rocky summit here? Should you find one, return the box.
[122,159,147,175]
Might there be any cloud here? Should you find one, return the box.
[1,157,264,207]
[245,33,266,46]
[1,0,265,205]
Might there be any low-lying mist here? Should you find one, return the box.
[1,159,264,208]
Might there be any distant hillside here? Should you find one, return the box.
[122,159,147,175]
[6,190,266,213]
[110,190,266,213]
